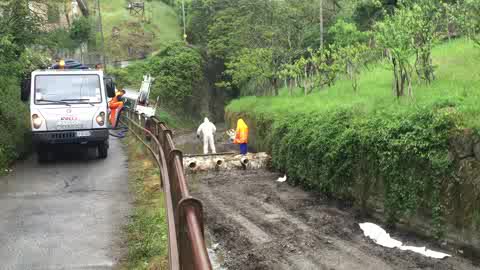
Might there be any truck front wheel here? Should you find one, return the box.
[98,141,109,159]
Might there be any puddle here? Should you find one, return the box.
[206,230,227,270]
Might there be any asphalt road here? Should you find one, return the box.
[0,137,131,270]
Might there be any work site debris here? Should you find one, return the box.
[183,152,271,173]
[359,223,451,259]
[277,175,287,182]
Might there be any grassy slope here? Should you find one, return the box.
[122,136,168,270]
[228,39,480,128]
[100,0,180,57]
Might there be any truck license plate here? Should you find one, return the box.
[76,131,91,137]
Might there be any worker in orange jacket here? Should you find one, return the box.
[234,118,249,155]
[109,89,126,128]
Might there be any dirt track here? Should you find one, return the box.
[175,129,479,269]
[188,170,479,270]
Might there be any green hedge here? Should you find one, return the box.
[251,103,462,236]
[0,77,29,174]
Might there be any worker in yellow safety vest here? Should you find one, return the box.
[234,118,249,155]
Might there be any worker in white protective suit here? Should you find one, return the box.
[197,117,217,154]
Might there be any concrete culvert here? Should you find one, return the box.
[189,162,197,169]
[240,157,249,165]
[216,159,224,166]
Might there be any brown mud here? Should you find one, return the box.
[174,130,480,270]
[189,170,479,270]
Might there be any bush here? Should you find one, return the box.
[149,43,204,111]
[110,43,204,113]
[0,78,29,173]
[262,103,460,234]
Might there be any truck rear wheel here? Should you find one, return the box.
[98,141,109,159]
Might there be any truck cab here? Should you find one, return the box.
[21,63,116,162]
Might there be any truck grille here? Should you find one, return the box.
[49,132,76,140]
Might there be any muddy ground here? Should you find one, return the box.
[175,130,480,270]
[189,170,479,270]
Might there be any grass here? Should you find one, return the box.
[227,38,480,129]
[121,136,168,270]
[156,109,196,130]
[97,0,181,58]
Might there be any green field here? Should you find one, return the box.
[98,0,181,58]
[228,38,480,129]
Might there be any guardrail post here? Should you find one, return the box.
[176,197,209,270]
[125,110,212,270]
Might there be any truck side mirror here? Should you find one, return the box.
[104,77,116,98]
[20,78,31,102]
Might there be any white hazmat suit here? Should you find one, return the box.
[197,117,217,154]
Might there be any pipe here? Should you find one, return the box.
[188,161,197,170]
[215,159,224,167]
[240,157,249,165]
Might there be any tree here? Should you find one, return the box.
[70,16,92,44]
[336,44,370,92]
[225,48,282,96]
[375,4,416,98]
[410,0,443,84]
[446,0,480,46]
[148,43,204,111]
[279,63,302,96]
[329,19,368,48]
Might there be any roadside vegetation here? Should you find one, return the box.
[123,136,168,270]
[219,0,480,239]
[110,43,204,128]
[98,0,181,60]
[0,1,52,173]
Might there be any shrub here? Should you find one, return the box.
[265,103,460,235]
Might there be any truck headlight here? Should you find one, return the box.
[96,112,105,126]
[32,114,43,129]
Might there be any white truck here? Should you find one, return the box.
[20,62,116,162]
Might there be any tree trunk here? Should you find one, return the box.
[272,78,279,96]
[392,58,401,98]
[64,1,71,27]
[304,66,308,96]
[319,0,323,49]
[76,0,89,17]
[407,72,413,97]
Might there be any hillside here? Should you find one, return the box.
[97,0,181,61]
[228,38,480,129]
[226,38,480,241]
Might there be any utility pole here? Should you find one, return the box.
[320,0,324,49]
[181,0,187,42]
[96,0,107,71]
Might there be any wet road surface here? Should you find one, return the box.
[0,137,130,270]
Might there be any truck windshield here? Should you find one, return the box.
[35,75,102,104]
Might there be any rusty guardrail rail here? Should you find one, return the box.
[123,109,212,270]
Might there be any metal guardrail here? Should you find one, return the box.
[123,109,212,270]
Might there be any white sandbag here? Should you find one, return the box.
[359,222,451,259]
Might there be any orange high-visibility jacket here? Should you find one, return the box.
[234,119,249,144]
[109,93,124,127]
